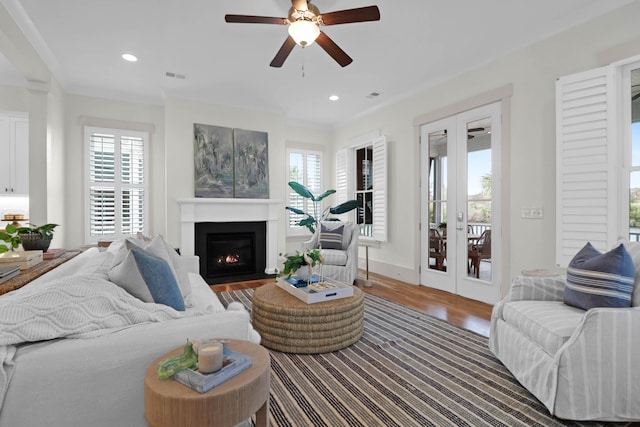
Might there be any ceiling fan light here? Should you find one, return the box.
[288,20,320,47]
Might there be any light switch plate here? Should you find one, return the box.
[522,207,543,219]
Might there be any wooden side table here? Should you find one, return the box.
[144,340,270,427]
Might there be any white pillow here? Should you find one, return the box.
[107,244,155,302]
[110,234,192,307]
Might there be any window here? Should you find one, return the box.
[84,126,149,244]
[627,66,640,241]
[286,147,322,235]
[336,135,388,242]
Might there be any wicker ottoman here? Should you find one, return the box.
[251,282,364,354]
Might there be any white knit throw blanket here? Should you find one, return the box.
[0,274,206,410]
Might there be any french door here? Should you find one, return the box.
[420,102,502,304]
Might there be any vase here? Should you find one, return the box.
[294,265,312,281]
[20,235,53,252]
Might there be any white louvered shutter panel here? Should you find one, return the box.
[372,136,388,242]
[556,66,617,266]
[120,135,145,235]
[286,149,322,231]
[88,132,116,237]
[335,148,355,223]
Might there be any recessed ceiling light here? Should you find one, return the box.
[329,95,339,101]
[122,53,138,62]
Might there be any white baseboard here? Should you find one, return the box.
[358,256,419,285]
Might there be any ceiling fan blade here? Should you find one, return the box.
[225,15,288,25]
[291,0,308,12]
[633,92,640,101]
[319,6,380,26]
[270,36,297,68]
[467,127,485,133]
[315,31,352,67]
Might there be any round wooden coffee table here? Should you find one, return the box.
[252,281,364,354]
[144,340,270,427]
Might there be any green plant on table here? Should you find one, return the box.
[17,223,58,239]
[278,249,322,279]
[285,182,360,234]
[0,223,22,253]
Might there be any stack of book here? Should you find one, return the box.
[171,348,252,393]
[0,251,43,270]
[0,265,20,284]
[44,248,66,260]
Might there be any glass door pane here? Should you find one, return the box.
[466,118,492,281]
[428,130,448,271]
[630,67,640,240]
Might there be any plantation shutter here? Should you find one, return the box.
[120,135,146,235]
[286,148,322,231]
[335,148,353,222]
[372,136,388,242]
[556,66,617,266]
[86,126,148,244]
[88,132,116,237]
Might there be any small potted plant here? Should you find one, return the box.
[278,249,322,283]
[17,223,59,252]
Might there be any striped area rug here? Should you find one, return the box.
[217,289,627,427]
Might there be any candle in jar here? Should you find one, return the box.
[198,344,223,374]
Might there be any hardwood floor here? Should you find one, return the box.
[212,270,493,337]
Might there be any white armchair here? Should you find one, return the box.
[489,267,640,421]
[301,221,358,286]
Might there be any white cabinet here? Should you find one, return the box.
[0,114,29,195]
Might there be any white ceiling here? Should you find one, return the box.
[0,0,633,127]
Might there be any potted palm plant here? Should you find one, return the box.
[285,182,360,233]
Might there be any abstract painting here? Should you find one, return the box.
[233,128,269,198]
[193,123,269,199]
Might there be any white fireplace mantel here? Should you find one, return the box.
[178,198,282,274]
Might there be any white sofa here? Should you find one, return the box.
[489,240,640,421]
[0,242,259,427]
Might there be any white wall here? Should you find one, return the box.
[163,97,332,256]
[46,79,66,249]
[331,1,640,294]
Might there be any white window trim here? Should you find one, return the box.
[286,145,324,237]
[84,126,149,245]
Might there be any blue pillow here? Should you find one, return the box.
[131,248,185,311]
[319,224,344,250]
[564,242,635,310]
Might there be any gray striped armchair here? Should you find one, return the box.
[489,246,640,421]
[302,221,358,286]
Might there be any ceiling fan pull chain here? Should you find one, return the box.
[302,64,305,78]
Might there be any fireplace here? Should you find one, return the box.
[195,221,269,284]
[178,198,281,279]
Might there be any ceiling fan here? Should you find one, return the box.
[436,127,486,140]
[225,0,380,68]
